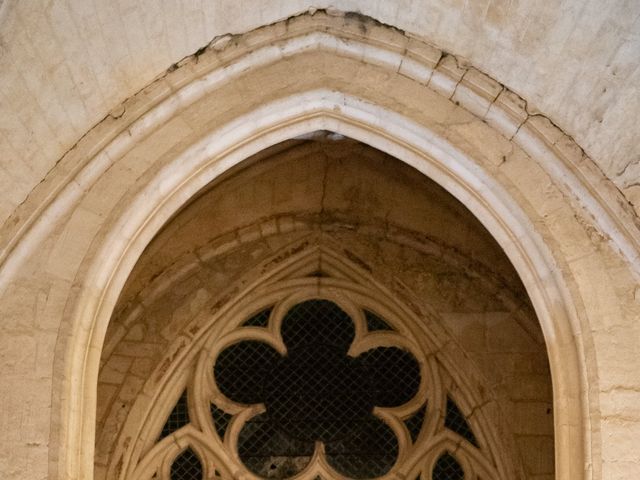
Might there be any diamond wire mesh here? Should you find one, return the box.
[238,412,314,478]
[364,310,394,332]
[213,299,422,479]
[431,452,464,480]
[444,397,478,447]
[324,414,399,479]
[280,299,355,352]
[242,307,273,327]
[265,344,372,443]
[359,347,420,407]
[266,300,370,443]
[210,404,233,440]
[214,341,279,405]
[170,448,203,480]
[404,403,427,442]
[160,390,189,440]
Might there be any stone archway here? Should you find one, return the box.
[2,11,637,480]
[95,138,550,480]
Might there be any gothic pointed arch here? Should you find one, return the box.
[3,11,633,480]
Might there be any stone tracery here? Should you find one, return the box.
[0,5,638,480]
[214,299,421,478]
[123,245,509,480]
[34,16,611,479]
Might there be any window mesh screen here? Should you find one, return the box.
[213,299,422,479]
[324,415,399,479]
[242,307,272,327]
[432,452,464,480]
[210,404,233,440]
[265,345,372,443]
[214,341,279,405]
[280,299,355,352]
[364,310,393,332]
[238,412,314,478]
[404,404,427,442]
[160,390,189,439]
[444,397,478,447]
[171,448,203,480]
[359,347,420,407]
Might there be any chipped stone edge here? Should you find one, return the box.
[0,9,638,284]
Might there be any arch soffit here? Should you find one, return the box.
[27,12,634,480]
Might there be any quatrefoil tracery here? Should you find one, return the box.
[134,250,507,480]
[212,299,422,478]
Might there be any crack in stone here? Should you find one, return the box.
[2,8,639,275]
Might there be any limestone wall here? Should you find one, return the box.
[0,2,639,226]
[0,13,637,480]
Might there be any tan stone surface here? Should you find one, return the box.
[0,12,637,480]
[0,2,639,226]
